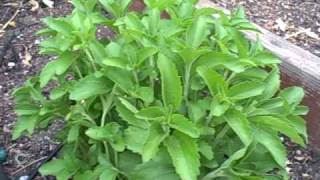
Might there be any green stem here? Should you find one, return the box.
[212,124,230,148]
[100,86,116,127]
[149,56,155,88]
[85,49,98,71]
[133,70,139,85]
[81,112,96,125]
[183,63,192,110]
[103,141,110,160]
[74,64,83,79]
[114,151,119,168]
[202,169,225,180]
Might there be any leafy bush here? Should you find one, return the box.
[13,0,308,179]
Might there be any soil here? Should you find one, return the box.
[213,0,320,57]
[0,0,319,180]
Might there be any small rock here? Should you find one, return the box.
[302,173,310,177]
[294,156,305,161]
[8,62,16,67]
[34,39,41,44]
[19,176,29,180]
[296,150,302,155]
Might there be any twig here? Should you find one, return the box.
[12,156,48,176]
[0,2,22,33]
[284,30,305,40]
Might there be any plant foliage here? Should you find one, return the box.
[13,0,308,179]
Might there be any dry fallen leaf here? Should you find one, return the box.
[23,46,32,67]
[275,18,287,32]
[304,28,320,40]
[9,21,16,27]
[29,0,39,11]
[42,0,54,8]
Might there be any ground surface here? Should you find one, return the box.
[0,0,319,179]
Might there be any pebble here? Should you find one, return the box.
[296,150,302,155]
[19,176,29,180]
[294,156,305,161]
[8,62,16,67]
[302,173,310,177]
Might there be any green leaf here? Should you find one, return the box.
[254,126,287,167]
[199,141,214,160]
[224,110,252,145]
[157,53,183,111]
[135,106,165,120]
[39,159,65,176]
[100,168,118,180]
[133,86,154,104]
[251,116,305,147]
[169,114,200,138]
[186,16,209,48]
[125,126,149,153]
[50,85,68,100]
[39,154,80,179]
[85,122,120,141]
[130,158,179,180]
[74,171,96,180]
[195,52,245,73]
[142,122,168,162]
[105,67,135,92]
[228,81,265,100]
[40,52,74,87]
[12,116,38,139]
[103,57,128,69]
[115,100,149,129]
[89,40,107,65]
[260,68,280,100]
[287,115,308,142]
[280,87,304,106]
[15,104,39,116]
[43,17,73,35]
[164,131,200,180]
[210,99,230,117]
[253,52,281,65]
[137,47,158,65]
[69,75,113,100]
[67,125,80,143]
[197,66,227,96]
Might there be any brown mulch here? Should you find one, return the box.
[0,0,319,179]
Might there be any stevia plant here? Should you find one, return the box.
[12,0,308,179]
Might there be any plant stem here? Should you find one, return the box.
[183,63,192,110]
[133,70,139,86]
[202,169,225,180]
[212,124,230,148]
[149,56,155,88]
[103,141,110,160]
[81,112,96,125]
[85,49,98,71]
[114,151,119,168]
[100,87,116,127]
[74,64,83,79]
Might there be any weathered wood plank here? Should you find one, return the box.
[198,0,320,152]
